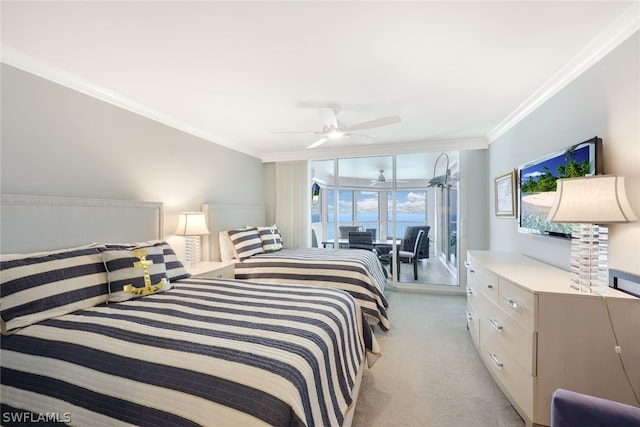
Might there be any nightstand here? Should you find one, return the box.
[188,262,235,279]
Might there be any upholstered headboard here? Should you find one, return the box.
[0,194,163,254]
[201,203,265,261]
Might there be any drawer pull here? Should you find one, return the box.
[489,352,503,369]
[488,317,503,332]
[466,312,473,321]
[467,287,473,296]
[487,283,494,289]
[504,296,521,312]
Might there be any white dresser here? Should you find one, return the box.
[466,250,640,427]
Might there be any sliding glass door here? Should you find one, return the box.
[311,151,460,287]
[437,182,458,273]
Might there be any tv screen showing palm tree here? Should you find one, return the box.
[518,137,602,238]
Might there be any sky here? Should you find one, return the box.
[521,144,592,181]
[332,190,427,216]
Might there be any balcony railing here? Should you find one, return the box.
[321,221,426,240]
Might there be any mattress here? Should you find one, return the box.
[234,248,390,331]
[1,277,374,427]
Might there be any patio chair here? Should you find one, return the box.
[396,229,425,280]
[400,225,430,260]
[347,231,374,251]
[339,225,360,238]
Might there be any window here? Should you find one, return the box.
[388,190,427,238]
[356,190,379,231]
[311,151,460,286]
[326,188,336,239]
[338,189,354,226]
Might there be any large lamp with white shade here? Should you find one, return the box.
[174,212,210,269]
[547,175,637,294]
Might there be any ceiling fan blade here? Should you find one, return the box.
[346,115,401,132]
[306,137,329,149]
[343,132,376,144]
[272,130,323,135]
[344,132,375,139]
[317,107,338,128]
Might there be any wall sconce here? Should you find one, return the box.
[547,175,637,293]
[174,212,210,269]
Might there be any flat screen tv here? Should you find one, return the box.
[518,137,603,238]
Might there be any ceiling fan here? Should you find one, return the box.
[370,170,409,187]
[275,105,401,149]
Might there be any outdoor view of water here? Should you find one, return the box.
[314,213,438,239]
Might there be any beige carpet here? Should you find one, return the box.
[352,290,525,427]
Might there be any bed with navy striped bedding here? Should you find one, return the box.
[1,277,372,427]
[233,248,390,331]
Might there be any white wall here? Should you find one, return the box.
[458,149,489,287]
[488,32,640,274]
[1,64,266,260]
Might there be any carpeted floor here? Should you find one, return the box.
[352,290,525,427]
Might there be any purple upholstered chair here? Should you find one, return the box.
[551,388,640,427]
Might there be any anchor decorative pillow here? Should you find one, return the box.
[257,225,283,253]
[103,245,172,302]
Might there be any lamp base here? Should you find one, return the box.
[184,235,202,269]
[569,224,608,294]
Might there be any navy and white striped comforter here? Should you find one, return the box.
[234,248,390,331]
[1,278,373,427]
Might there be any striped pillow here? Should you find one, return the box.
[258,225,283,253]
[102,241,190,282]
[227,227,264,261]
[159,242,191,281]
[103,245,172,303]
[0,245,109,334]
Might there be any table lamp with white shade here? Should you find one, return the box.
[174,212,210,268]
[547,175,637,294]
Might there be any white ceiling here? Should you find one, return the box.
[1,1,639,164]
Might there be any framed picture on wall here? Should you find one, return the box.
[495,170,517,218]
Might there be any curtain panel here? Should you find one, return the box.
[275,160,311,248]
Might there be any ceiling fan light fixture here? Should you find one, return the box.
[283,104,401,149]
[328,129,343,139]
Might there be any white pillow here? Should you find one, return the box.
[219,231,237,262]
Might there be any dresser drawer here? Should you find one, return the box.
[499,278,535,330]
[467,268,481,294]
[481,304,536,375]
[481,332,534,421]
[466,280,483,314]
[467,260,500,305]
[466,304,481,349]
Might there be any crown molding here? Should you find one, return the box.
[486,2,640,143]
[4,1,636,161]
[0,45,261,160]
